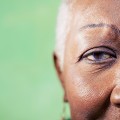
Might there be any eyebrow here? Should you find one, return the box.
[80,23,120,35]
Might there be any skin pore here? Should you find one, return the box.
[54,0,120,120]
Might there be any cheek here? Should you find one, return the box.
[65,69,114,119]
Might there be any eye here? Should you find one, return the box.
[86,52,112,61]
[78,47,117,64]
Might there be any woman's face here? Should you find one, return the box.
[61,0,120,120]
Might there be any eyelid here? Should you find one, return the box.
[83,49,116,59]
[77,46,117,62]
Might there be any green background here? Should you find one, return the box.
[0,0,64,120]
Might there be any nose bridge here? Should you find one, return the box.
[114,67,120,86]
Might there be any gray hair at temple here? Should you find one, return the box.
[54,0,73,70]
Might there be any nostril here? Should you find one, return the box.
[114,103,120,108]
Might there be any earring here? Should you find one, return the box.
[61,100,71,120]
[61,101,66,120]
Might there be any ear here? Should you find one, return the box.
[53,53,68,102]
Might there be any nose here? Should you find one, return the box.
[110,86,120,107]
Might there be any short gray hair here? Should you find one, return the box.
[54,1,72,70]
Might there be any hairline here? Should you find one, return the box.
[54,1,72,71]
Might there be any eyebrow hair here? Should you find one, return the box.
[80,23,120,35]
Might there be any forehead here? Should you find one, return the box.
[71,0,120,26]
[66,0,120,46]
[73,0,120,8]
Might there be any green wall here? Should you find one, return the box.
[0,0,63,120]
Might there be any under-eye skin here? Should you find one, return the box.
[77,46,117,64]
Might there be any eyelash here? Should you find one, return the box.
[84,52,115,62]
[77,47,117,64]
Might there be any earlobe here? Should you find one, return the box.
[53,53,68,102]
[64,93,68,102]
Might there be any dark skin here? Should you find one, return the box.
[54,0,120,119]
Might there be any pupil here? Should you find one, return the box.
[93,52,104,60]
